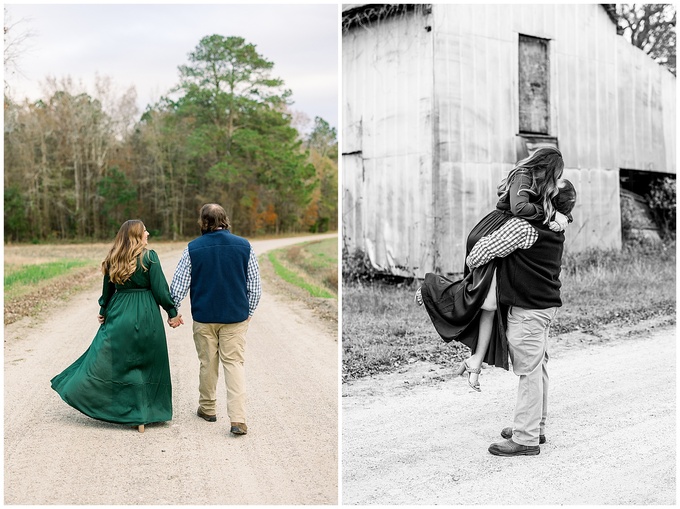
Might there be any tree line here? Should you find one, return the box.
[4,35,338,242]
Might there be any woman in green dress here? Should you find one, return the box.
[51,220,183,432]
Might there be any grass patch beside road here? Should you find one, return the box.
[555,242,676,333]
[267,237,338,299]
[268,251,334,298]
[4,243,114,324]
[5,260,90,293]
[342,241,676,381]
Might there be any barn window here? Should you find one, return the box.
[518,34,550,135]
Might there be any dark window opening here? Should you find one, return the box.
[519,34,550,135]
[620,169,676,241]
[620,168,674,195]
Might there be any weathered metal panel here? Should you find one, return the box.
[342,7,435,276]
[661,73,676,173]
[341,153,362,254]
[359,154,435,276]
[562,167,622,253]
[343,3,674,277]
[613,35,676,174]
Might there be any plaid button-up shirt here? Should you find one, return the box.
[170,246,262,317]
[466,217,539,270]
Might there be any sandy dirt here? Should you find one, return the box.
[342,321,676,505]
[4,234,338,505]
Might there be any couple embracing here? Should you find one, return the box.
[417,146,578,457]
[51,204,261,436]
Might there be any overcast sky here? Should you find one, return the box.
[4,3,338,130]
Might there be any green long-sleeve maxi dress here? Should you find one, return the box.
[51,249,178,427]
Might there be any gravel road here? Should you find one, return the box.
[4,234,338,505]
[342,323,675,505]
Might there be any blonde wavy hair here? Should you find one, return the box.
[101,220,148,284]
[498,146,564,224]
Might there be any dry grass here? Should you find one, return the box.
[342,241,676,381]
[342,282,461,381]
[556,241,676,333]
[3,241,187,325]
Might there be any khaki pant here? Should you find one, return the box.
[506,306,557,446]
[193,319,249,423]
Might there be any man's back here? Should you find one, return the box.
[188,230,251,324]
[497,219,565,310]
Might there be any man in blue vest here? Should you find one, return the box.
[466,180,577,456]
[170,203,262,436]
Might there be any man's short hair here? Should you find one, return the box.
[553,179,577,216]
[198,203,231,232]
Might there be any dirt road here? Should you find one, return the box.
[342,324,675,505]
[4,234,338,505]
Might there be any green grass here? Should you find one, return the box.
[268,251,334,298]
[4,259,91,291]
[283,238,338,275]
[342,241,676,381]
[267,238,338,298]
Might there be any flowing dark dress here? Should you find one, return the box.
[51,249,178,426]
[420,173,546,370]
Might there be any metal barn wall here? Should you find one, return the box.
[343,7,436,276]
[615,35,676,175]
[431,3,676,271]
[431,4,523,274]
[343,4,676,277]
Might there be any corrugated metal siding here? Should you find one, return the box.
[342,8,436,276]
[343,3,675,277]
[432,5,522,274]
[562,167,621,253]
[615,35,676,174]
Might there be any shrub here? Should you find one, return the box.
[647,176,676,238]
[342,247,378,283]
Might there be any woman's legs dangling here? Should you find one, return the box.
[461,267,497,389]
[466,309,494,387]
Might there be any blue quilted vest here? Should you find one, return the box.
[188,229,251,324]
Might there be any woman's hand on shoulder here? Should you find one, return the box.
[97,314,105,324]
[548,221,563,232]
[550,211,569,232]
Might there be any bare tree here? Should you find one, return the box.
[4,6,34,94]
[615,4,676,75]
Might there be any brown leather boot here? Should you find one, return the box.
[197,407,217,422]
[230,422,248,435]
[488,438,540,456]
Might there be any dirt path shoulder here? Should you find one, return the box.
[4,234,338,505]
[342,321,675,505]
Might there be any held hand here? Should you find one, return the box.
[97,314,105,324]
[552,211,569,232]
[168,315,184,328]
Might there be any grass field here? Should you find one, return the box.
[342,241,676,381]
[4,244,108,306]
[267,237,338,298]
[5,259,91,293]
[3,241,188,324]
[4,236,338,325]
